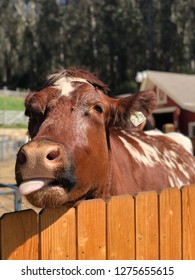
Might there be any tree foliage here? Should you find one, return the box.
[0,0,195,95]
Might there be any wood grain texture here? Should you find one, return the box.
[107,195,135,259]
[0,209,38,260]
[39,206,76,260]
[135,191,159,260]
[182,185,195,260]
[77,199,106,260]
[159,188,181,259]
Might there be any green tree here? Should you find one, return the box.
[1,0,195,93]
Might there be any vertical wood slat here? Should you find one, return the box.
[135,191,159,260]
[39,206,76,260]
[159,188,182,259]
[0,209,38,260]
[182,185,195,260]
[77,199,106,260]
[107,195,135,259]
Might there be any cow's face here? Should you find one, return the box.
[15,69,156,208]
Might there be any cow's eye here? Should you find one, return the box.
[93,105,103,113]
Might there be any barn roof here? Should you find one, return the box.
[140,70,195,113]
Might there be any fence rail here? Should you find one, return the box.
[0,89,28,97]
[0,185,195,260]
[0,183,21,212]
[0,136,25,161]
[0,110,28,125]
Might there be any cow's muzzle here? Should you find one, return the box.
[15,140,76,202]
[16,140,67,179]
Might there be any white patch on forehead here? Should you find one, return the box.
[53,77,90,97]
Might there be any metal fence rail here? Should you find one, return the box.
[0,183,21,212]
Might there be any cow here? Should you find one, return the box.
[15,68,195,208]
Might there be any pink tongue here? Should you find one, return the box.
[19,179,49,195]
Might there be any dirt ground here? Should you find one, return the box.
[0,159,36,216]
[0,159,16,184]
[0,128,37,216]
[0,128,27,185]
[0,128,28,140]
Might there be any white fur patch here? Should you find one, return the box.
[165,132,193,154]
[118,131,193,188]
[54,77,90,97]
[118,132,161,167]
[145,129,193,154]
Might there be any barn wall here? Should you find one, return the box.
[180,110,195,136]
[155,95,195,136]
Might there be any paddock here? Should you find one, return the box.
[0,185,195,260]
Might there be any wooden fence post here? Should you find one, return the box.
[159,188,182,259]
[39,206,76,260]
[135,191,159,260]
[77,199,106,260]
[0,209,38,260]
[182,185,195,259]
[107,195,135,260]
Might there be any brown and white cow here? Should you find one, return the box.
[15,68,195,208]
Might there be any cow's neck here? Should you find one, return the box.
[89,150,113,200]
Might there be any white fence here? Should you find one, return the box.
[0,110,28,125]
[0,136,25,161]
[0,89,28,97]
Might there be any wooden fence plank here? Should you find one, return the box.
[40,206,76,260]
[0,209,38,260]
[135,191,159,260]
[182,185,195,260]
[77,199,106,260]
[107,195,135,259]
[159,188,181,259]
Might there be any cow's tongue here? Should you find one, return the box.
[19,179,51,195]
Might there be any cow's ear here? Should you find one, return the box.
[109,91,157,129]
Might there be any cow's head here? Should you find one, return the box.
[15,69,157,208]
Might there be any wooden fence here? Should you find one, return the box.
[0,185,195,260]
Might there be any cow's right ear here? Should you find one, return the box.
[25,91,49,117]
[108,91,157,129]
[24,92,37,116]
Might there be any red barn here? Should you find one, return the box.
[139,71,195,137]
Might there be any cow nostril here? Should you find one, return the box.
[47,150,60,160]
[17,151,27,165]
